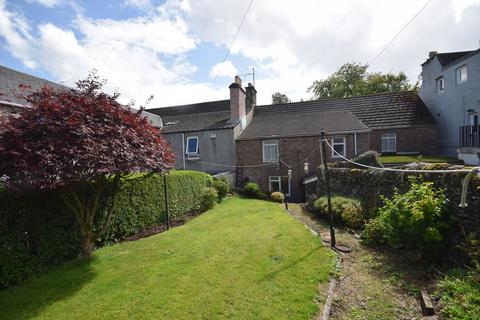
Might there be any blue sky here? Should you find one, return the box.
[1,0,480,107]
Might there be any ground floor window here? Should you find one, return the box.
[268,176,290,196]
[331,137,346,158]
[381,133,396,153]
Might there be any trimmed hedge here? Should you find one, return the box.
[0,170,211,289]
[314,195,364,229]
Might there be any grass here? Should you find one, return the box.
[379,154,459,164]
[437,268,480,319]
[0,197,334,320]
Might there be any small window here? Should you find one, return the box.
[269,176,290,196]
[263,139,279,162]
[436,77,445,93]
[381,133,396,153]
[456,65,467,84]
[185,136,199,154]
[331,137,346,158]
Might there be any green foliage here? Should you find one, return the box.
[314,195,364,229]
[308,62,414,100]
[351,151,383,168]
[271,92,291,104]
[270,191,285,203]
[212,178,229,202]
[362,179,451,258]
[244,182,261,198]
[199,187,218,211]
[0,170,211,288]
[437,268,480,319]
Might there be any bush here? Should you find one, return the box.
[244,182,261,198]
[270,191,285,203]
[314,195,364,229]
[0,170,211,288]
[362,179,451,258]
[351,150,383,168]
[212,179,229,202]
[199,187,218,211]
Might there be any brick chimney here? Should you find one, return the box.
[229,75,246,124]
[245,82,257,110]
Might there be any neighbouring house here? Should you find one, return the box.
[147,76,256,176]
[0,65,163,127]
[419,48,480,164]
[236,91,438,201]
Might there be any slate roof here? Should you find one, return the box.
[238,91,436,140]
[422,49,480,68]
[0,65,66,107]
[238,110,369,140]
[0,64,163,127]
[147,100,239,133]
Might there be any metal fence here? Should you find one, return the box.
[459,125,480,148]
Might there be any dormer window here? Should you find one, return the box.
[436,77,445,93]
[456,65,467,84]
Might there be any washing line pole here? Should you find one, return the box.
[320,129,336,248]
[279,158,288,210]
[163,174,170,230]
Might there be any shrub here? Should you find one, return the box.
[244,182,261,198]
[0,170,211,288]
[199,187,218,211]
[362,179,451,258]
[314,195,364,229]
[270,192,285,203]
[351,150,383,168]
[212,179,229,202]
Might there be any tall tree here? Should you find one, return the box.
[0,73,174,258]
[308,62,414,100]
[271,92,291,104]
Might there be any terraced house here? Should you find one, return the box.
[236,91,438,201]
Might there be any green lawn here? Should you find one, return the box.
[379,154,459,164]
[0,197,334,320]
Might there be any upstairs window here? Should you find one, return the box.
[185,136,199,154]
[436,77,445,93]
[456,65,467,84]
[331,137,346,158]
[381,133,397,153]
[263,139,279,162]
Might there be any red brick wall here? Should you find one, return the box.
[370,126,438,155]
[236,134,356,201]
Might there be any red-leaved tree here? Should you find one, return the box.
[0,73,174,258]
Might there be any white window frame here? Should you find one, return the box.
[381,133,397,153]
[185,136,199,155]
[436,77,445,93]
[331,137,346,158]
[456,65,467,84]
[268,176,291,196]
[262,139,279,163]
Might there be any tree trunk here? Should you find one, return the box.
[80,232,94,259]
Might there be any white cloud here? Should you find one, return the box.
[1,0,480,107]
[209,60,237,78]
[27,0,63,7]
[124,0,152,10]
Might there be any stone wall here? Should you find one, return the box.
[317,167,480,235]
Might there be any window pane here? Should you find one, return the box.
[186,138,198,153]
[263,140,279,162]
[334,144,345,156]
[269,177,281,192]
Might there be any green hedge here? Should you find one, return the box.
[0,170,211,288]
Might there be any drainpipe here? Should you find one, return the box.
[354,132,358,156]
[181,133,186,170]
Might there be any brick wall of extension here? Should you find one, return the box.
[236,127,438,202]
